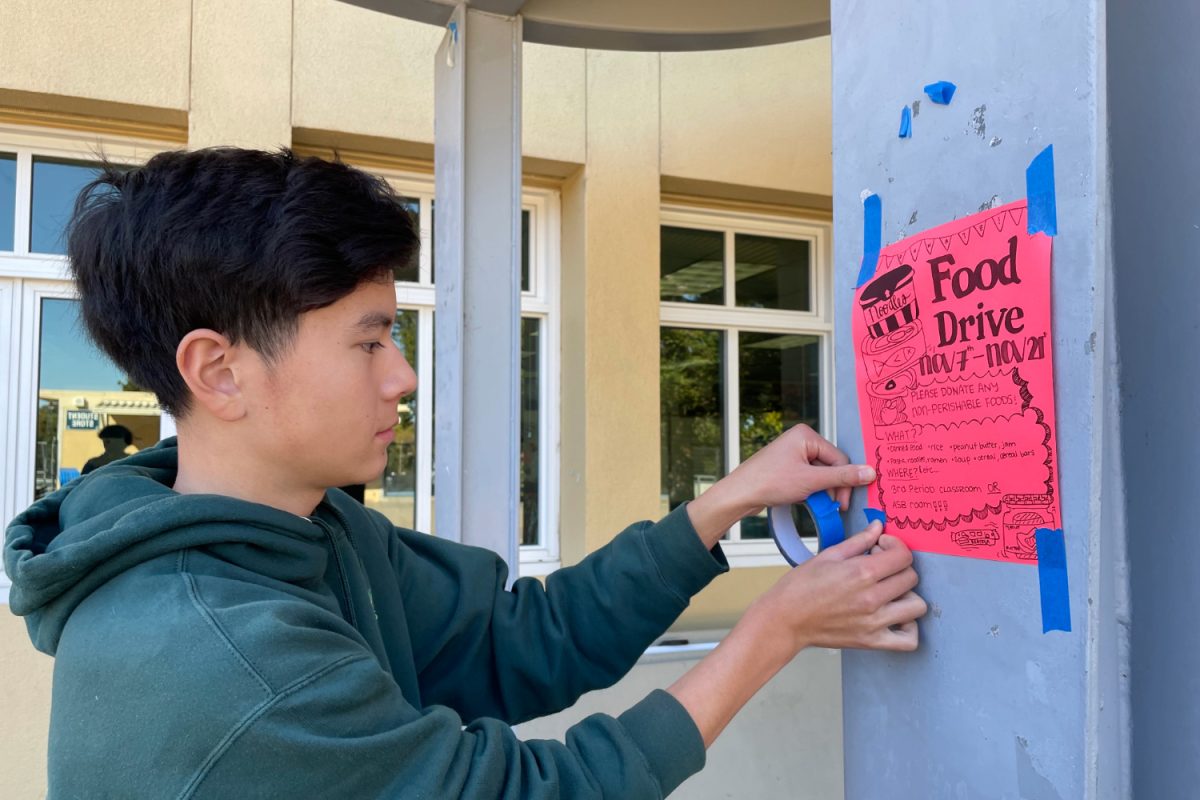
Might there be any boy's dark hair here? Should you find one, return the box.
[67,147,418,417]
[98,425,133,446]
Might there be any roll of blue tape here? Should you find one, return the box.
[767,491,846,566]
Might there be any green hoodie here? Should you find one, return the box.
[5,439,728,798]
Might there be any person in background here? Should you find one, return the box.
[80,423,133,474]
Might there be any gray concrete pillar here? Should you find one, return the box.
[831,2,1127,797]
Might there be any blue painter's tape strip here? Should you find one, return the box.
[864,507,886,528]
[1035,528,1071,633]
[923,81,957,105]
[899,105,912,138]
[1026,144,1058,236]
[857,193,882,287]
[806,491,846,550]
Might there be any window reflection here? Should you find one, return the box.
[734,234,812,312]
[392,199,421,283]
[364,309,419,528]
[0,153,15,251]
[519,317,540,546]
[659,327,725,519]
[738,331,821,539]
[660,226,724,305]
[31,158,103,255]
[35,298,161,499]
[521,210,531,292]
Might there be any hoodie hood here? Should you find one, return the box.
[5,437,331,655]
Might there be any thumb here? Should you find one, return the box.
[821,520,883,560]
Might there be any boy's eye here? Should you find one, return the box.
[361,341,386,354]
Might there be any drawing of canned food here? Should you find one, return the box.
[859,266,928,387]
[861,321,926,383]
[1001,494,1055,561]
[866,369,917,429]
[859,265,920,338]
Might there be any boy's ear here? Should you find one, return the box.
[176,329,248,422]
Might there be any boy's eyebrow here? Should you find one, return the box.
[352,311,394,333]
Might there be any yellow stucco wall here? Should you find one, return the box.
[0,612,53,799]
[661,38,833,196]
[190,0,294,149]
[1,5,835,795]
[0,0,190,113]
[292,1,441,147]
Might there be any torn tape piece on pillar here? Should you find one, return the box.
[899,105,912,138]
[923,81,957,105]
[851,200,1060,563]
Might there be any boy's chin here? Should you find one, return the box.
[335,457,389,488]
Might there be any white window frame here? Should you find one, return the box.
[368,169,562,575]
[660,204,834,568]
[0,129,563,604]
[0,126,171,603]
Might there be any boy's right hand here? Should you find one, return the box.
[745,521,926,654]
[667,522,926,748]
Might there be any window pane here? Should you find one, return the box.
[393,199,421,283]
[734,234,812,311]
[738,331,821,539]
[36,298,161,499]
[0,153,15,251]
[31,158,103,255]
[521,209,531,292]
[519,317,540,546]
[365,309,419,528]
[660,226,724,305]
[660,327,725,519]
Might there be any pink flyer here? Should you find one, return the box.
[853,200,1059,562]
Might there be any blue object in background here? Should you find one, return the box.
[899,105,912,138]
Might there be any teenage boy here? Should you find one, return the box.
[5,148,925,799]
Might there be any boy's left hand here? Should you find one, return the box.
[686,425,876,549]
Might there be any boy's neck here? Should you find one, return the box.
[171,427,324,518]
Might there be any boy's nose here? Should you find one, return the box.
[384,349,418,400]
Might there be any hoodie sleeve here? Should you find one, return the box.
[189,654,706,800]
[383,503,728,726]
